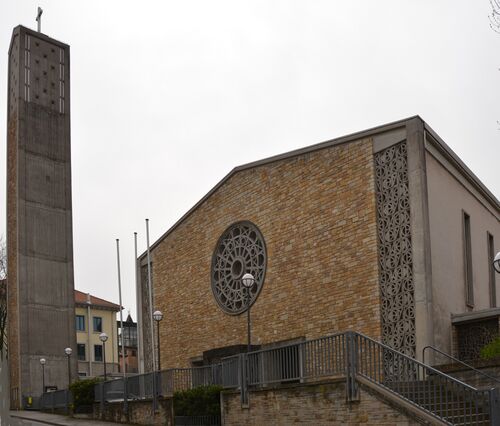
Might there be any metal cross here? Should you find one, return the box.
[36,7,43,33]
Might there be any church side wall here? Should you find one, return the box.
[425,145,500,356]
[149,138,380,368]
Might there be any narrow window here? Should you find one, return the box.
[94,345,103,362]
[463,212,474,308]
[77,343,86,361]
[488,232,496,308]
[93,317,102,332]
[75,315,85,331]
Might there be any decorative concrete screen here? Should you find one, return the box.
[374,141,416,358]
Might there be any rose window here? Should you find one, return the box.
[211,221,267,315]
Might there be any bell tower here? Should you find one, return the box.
[6,25,76,408]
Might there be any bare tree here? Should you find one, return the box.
[0,235,6,359]
[490,0,500,33]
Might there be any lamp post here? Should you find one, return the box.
[153,310,163,371]
[64,347,72,389]
[494,252,500,274]
[40,358,46,394]
[99,332,108,380]
[242,273,255,353]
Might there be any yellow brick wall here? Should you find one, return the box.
[222,382,421,425]
[75,306,119,365]
[149,138,380,368]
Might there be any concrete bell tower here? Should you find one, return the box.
[6,25,76,409]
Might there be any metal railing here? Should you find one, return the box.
[355,333,496,425]
[40,389,72,411]
[174,415,221,426]
[161,365,223,395]
[82,330,500,425]
[247,333,345,386]
[423,345,500,387]
[220,355,240,388]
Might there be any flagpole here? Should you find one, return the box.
[134,232,144,374]
[146,219,157,412]
[116,239,126,377]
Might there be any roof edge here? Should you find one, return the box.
[10,25,70,54]
[424,122,500,211]
[139,116,418,259]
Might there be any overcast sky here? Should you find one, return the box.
[0,1,499,320]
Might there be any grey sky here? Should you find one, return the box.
[1,1,499,319]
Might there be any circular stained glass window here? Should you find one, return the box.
[211,221,267,315]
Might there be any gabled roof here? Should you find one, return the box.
[74,289,121,311]
[139,115,500,259]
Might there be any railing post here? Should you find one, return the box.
[239,354,249,407]
[490,388,500,424]
[166,369,173,395]
[156,370,162,398]
[345,331,359,402]
[123,376,128,416]
[99,382,104,417]
[299,342,305,383]
[152,370,158,413]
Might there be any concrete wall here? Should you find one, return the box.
[142,138,381,369]
[425,135,500,355]
[6,26,76,407]
[222,381,420,425]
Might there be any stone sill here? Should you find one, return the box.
[221,375,346,395]
[435,357,500,374]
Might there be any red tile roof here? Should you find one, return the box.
[74,289,121,311]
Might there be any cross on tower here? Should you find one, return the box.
[36,7,43,33]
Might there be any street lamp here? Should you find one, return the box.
[242,273,255,353]
[99,332,108,381]
[494,252,500,274]
[153,310,163,371]
[40,358,46,394]
[64,347,72,389]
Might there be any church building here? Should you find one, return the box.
[137,116,500,378]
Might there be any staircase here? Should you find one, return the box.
[93,331,498,425]
[388,380,491,425]
[352,332,499,425]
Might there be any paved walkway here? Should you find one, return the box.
[8,411,133,426]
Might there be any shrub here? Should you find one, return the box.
[173,385,223,416]
[69,377,102,411]
[480,337,500,360]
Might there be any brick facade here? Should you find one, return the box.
[144,138,381,369]
[222,381,421,425]
[94,397,173,425]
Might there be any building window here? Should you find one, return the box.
[75,315,85,331]
[463,212,474,308]
[94,345,103,362]
[77,343,86,361]
[488,232,496,308]
[93,317,102,332]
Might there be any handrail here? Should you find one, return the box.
[422,345,500,386]
[357,332,477,391]
[242,331,345,357]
